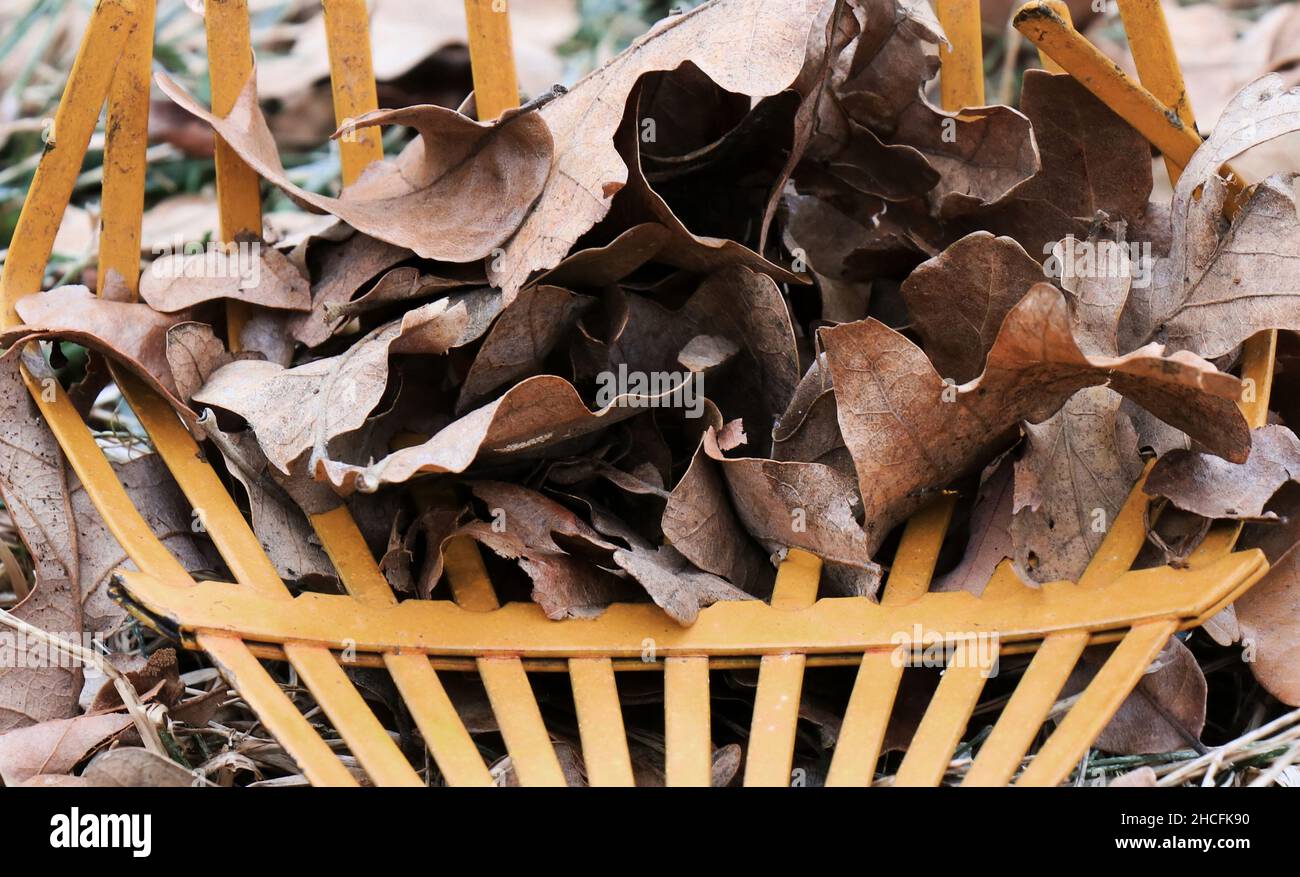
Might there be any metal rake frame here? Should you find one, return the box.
[0,0,1278,787]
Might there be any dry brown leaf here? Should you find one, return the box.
[702,426,877,576]
[892,100,1038,219]
[1146,425,1300,521]
[158,72,554,263]
[6,285,187,407]
[0,349,81,730]
[0,712,133,785]
[1011,387,1143,583]
[316,372,691,493]
[977,71,1153,257]
[1236,544,1300,706]
[193,297,472,475]
[1153,77,1300,347]
[901,231,1045,382]
[607,267,801,452]
[821,283,1248,555]
[610,541,753,626]
[1163,174,1300,359]
[165,322,259,404]
[604,91,806,287]
[461,523,637,620]
[1081,636,1206,756]
[194,414,338,585]
[457,285,594,414]
[662,423,775,595]
[933,456,1017,594]
[289,232,413,347]
[140,235,310,312]
[491,0,826,295]
[80,747,197,787]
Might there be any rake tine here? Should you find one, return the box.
[1033,0,1069,72]
[743,549,820,786]
[961,629,1088,786]
[285,644,424,786]
[479,658,568,786]
[323,0,383,185]
[664,657,712,786]
[204,0,263,349]
[201,634,359,787]
[312,507,493,786]
[824,654,903,786]
[893,637,996,786]
[118,387,430,788]
[935,0,985,109]
[1016,619,1178,786]
[112,381,427,788]
[1013,2,1205,172]
[1114,0,1196,183]
[384,657,494,786]
[117,373,288,595]
[569,658,635,786]
[464,0,521,121]
[825,496,954,786]
[885,494,957,603]
[1077,464,1157,590]
[98,0,155,297]
[0,0,135,324]
[444,534,502,610]
[440,7,568,786]
[442,538,565,785]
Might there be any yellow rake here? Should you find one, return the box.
[0,0,1277,787]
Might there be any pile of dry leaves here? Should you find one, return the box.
[1,0,1299,786]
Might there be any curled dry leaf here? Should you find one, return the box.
[165,322,259,404]
[289,232,412,347]
[194,297,472,475]
[491,0,826,295]
[140,235,310,312]
[5,285,188,409]
[702,426,877,573]
[1163,174,1300,359]
[662,420,775,595]
[456,285,595,414]
[158,72,554,264]
[821,283,1248,556]
[1146,425,1300,520]
[1154,76,1300,345]
[609,541,753,627]
[892,100,1039,219]
[900,230,1046,382]
[316,372,694,493]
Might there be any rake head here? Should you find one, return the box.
[0,0,1278,787]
